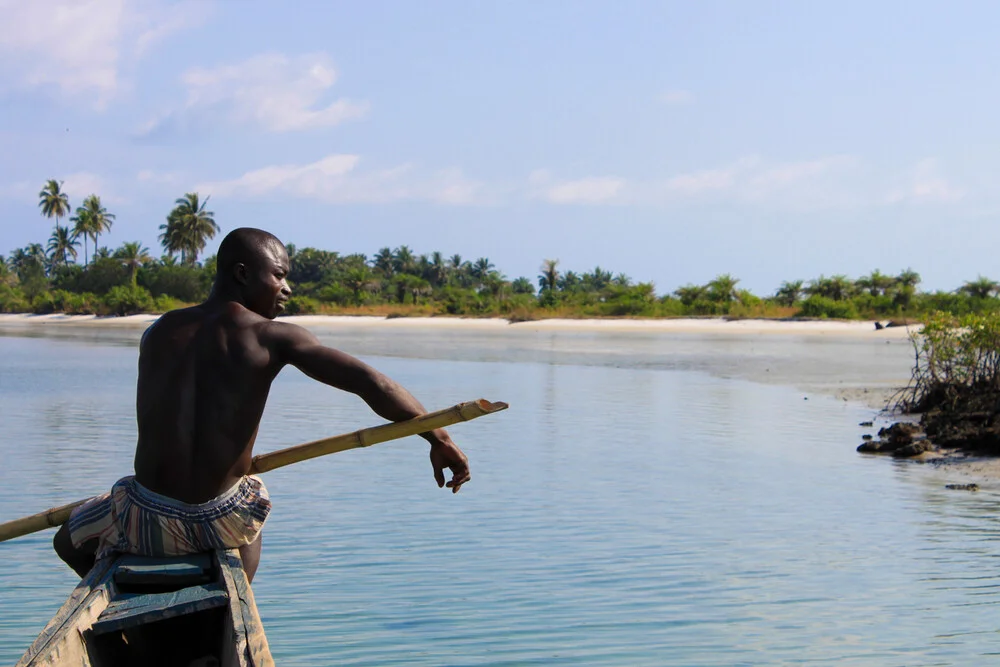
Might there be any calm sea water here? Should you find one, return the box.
[1,324,999,665]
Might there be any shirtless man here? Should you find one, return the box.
[53,228,470,582]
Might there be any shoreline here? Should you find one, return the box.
[5,312,996,484]
[0,313,918,338]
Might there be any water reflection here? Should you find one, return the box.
[1,332,999,665]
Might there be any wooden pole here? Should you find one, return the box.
[0,399,507,544]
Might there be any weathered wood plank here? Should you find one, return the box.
[219,550,274,667]
[91,583,228,635]
[15,557,117,667]
[115,553,212,586]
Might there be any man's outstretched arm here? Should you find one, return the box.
[267,322,471,492]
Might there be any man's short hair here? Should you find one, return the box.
[216,228,284,277]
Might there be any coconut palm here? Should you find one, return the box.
[612,273,632,287]
[10,244,47,282]
[511,277,535,295]
[774,280,804,306]
[38,179,70,229]
[115,242,152,286]
[471,257,495,286]
[373,247,395,278]
[393,245,416,275]
[82,195,114,251]
[707,274,740,303]
[47,225,79,268]
[70,195,114,265]
[538,259,559,292]
[160,193,218,264]
[895,268,921,291]
[70,209,94,266]
[856,270,895,297]
[674,284,708,306]
[960,276,1000,299]
[428,251,447,287]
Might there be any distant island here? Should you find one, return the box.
[4,178,1000,320]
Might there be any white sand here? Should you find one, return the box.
[0,313,918,338]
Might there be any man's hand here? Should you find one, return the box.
[429,436,471,493]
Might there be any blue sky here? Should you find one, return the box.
[0,0,997,294]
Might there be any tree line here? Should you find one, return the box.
[3,178,1000,320]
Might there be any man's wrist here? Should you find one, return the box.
[422,428,451,447]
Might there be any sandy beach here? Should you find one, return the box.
[0,312,917,409]
[0,313,918,337]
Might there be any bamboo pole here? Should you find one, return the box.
[0,399,507,544]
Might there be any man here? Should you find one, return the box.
[53,228,470,582]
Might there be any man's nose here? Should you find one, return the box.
[281,281,292,296]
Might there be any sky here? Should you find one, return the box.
[1,0,998,295]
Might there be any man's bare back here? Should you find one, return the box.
[55,228,470,580]
[135,302,289,504]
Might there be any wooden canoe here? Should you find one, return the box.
[17,550,273,667]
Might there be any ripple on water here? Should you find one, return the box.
[1,333,1000,665]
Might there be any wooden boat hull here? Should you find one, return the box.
[17,550,272,667]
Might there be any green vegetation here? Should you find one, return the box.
[6,178,1000,320]
[887,311,1000,455]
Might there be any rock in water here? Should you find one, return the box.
[945,483,979,491]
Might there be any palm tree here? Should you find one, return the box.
[70,195,114,265]
[343,267,377,305]
[70,209,93,266]
[674,284,708,306]
[960,276,1000,299]
[612,273,632,287]
[806,275,855,301]
[160,193,218,264]
[373,247,395,278]
[115,242,152,286]
[429,251,447,287]
[895,268,921,291]
[83,194,114,251]
[558,271,581,292]
[538,259,559,292]
[856,270,894,297]
[707,274,740,303]
[393,245,416,275]
[774,280,804,306]
[38,179,70,229]
[511,277,535,294]
[47,225,79,268]
[10,244,47,283]
[471,257,495,287]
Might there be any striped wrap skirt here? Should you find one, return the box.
[67,475,271,559]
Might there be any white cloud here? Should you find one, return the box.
[527,171,627,204]
[141,52,369,135]
[0,0,206,107]
[136,169,182,185]
[196,154,484,205]
[659,89,695,106]
[884,158,965,204]
[535,156,862,208]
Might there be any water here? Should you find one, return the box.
[1,325,999,665]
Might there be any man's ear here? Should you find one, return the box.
[233,262,249,285]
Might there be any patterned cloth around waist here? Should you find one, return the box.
[67,475,271,559]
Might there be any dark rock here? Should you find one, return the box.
[874,321,884,330]
[857,440,901,453]
[859,421,874,427]
[877,422,922,445]
[892,441,935,458]
[945,483,979,491]
[862,434,873,440]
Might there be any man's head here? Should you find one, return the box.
[215,228,291,319]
